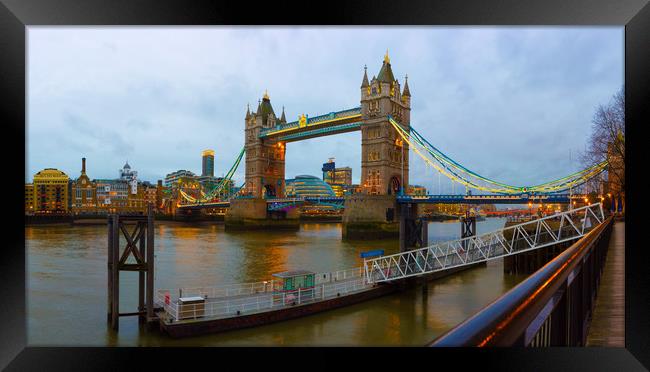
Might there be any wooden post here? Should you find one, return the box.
[146,204,154,322]
[138,220,146,324]
[107,215,113,324]
[147,204,154,321]
[111,214,120,331]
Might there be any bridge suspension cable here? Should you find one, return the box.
[179,147,246,204]
[387,116,608,195]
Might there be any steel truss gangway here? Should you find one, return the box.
[363,203,605,284]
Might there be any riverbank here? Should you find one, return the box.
[25,214,227,226]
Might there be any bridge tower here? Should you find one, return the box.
[343,52,413,239]
[360,51,411,195]
[243,91,287,198]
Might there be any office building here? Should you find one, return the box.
[286,175,335,198]
[202,149,215,177]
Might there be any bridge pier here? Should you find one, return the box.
[460,214,476,250]
[225,198,299,231]
[342,194,399,240]
[399,202,428,252]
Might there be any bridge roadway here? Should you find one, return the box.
[259,107,362,142]
[178,193,585,210]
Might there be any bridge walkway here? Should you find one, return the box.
[586,221,625,346]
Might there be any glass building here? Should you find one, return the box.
[285,175,335,198]
[202,149,215,177]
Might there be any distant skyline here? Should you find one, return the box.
[27,27,623,193]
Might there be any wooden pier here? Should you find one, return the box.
[586,221,625,346]
[107,206,156,331]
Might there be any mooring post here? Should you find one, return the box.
[460,212,477,250]
[138,219,146,324]
[106,206,156,332]
[399,203,408,252]
[418,202,428,247]
[400,203,426,252]
[111,214,120,331]
[107,215,113,324]
[146,204,155,322]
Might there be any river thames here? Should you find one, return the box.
[26,218,527,346]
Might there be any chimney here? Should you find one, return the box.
[82,157,86,174]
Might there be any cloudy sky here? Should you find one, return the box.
[27,27,623,193]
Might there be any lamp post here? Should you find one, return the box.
[401,138,404,195]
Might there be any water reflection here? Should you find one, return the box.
[27,218,525,346]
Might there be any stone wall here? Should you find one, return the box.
[342,194,399,239]
[225,198,299,230]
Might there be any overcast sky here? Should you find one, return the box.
[26,27,623,193]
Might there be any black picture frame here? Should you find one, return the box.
[2,0,648,370]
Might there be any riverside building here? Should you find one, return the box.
[286,175,336,198]
[31,168,70,214]
[71,157,97,214]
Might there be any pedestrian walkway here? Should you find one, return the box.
[586,221,624,346]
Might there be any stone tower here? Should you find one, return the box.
[359,51,411,195]
[243,91,287,198]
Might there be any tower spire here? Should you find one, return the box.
[263,89,270,100]
[377,51,395,83]
[402,74,411,97]
[361,64,369,88]
[280,106,287,123]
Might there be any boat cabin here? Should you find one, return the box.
[272,270,315,292]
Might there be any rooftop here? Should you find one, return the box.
[272,270,315,278]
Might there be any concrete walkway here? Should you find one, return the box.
[586,221,625,347]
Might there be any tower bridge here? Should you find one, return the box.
[170,51,607,239]
[242,52,411,201]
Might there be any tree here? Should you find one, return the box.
[580,87,625,213]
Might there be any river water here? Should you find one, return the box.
[26,218,527,346]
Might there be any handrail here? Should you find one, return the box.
[155,269,369,322]
[429,215,614,346]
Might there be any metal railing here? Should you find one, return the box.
[429,214,614,346]
[364,203,605,284]
[154,267,368,322]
